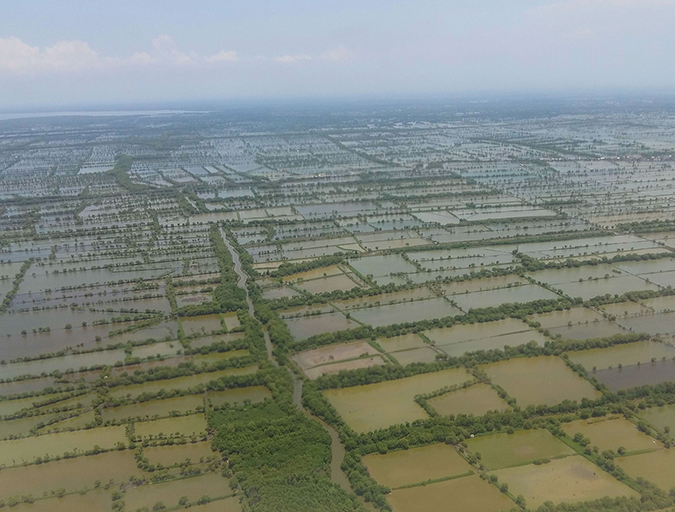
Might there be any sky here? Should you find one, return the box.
[1,0,674,110]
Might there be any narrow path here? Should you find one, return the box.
[219,228,354,491]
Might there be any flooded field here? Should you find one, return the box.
[207,386,272,406]
[284,313,359,340]
[425,318,547,357]
[562,418,660,453]
[292,340,376,372]
[0,451,141,499]
[108,366,258,399]
[4,95,675,512]
[102,394,204,422]
[351,298,462,326]
[387,474,514,512]
[143,440,218,466]
[324,368,471,433]
[616,312,675,335]
[467,429,574,469]
[493,456,638,508]
[122,473,231,510]
[567,341,675,371]
[305,355,387,379]
[594,359,675,392]
[480,356,602,407]
[427,383,510,417]
[363,444,472,488]
[375,333,427,352]
[452,284,558,311]
[639,404,675,433]
[616,449,675,492]
[0,426,127,466]
[6,489,112,512]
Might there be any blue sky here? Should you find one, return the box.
[1,0,674,109]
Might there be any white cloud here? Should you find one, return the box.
[322,45,351,62]
[149,35,193,65]
[0,36,98,73]
[0,35,240,75]
[205,50,238,63]
[275,54,312,63]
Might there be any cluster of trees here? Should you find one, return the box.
[210,226,247,313]
[210,397,366,512]
[106,155,147,193]
[516,250,674,273]
[0,259,32,312]
[165,275,177,313]
[271,255,344,278]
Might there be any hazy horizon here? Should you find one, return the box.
[2,0,675,110]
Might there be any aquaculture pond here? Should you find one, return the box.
[639,404,675,433]
[363,443,473,488]
[207,386,272,406]
[324,368,472,433]
[492,456,638,508]
[387,474,514,512]
[143,440,217,466]
[566,341,675,371]
[561,418,661,453]
[427,383,510,417]
[479,356,602,407]
[466,429,574,470]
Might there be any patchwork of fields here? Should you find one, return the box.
[2,105,675,512]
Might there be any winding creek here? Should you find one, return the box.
[220,228,357,494]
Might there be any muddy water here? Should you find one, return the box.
[594,359,675,392]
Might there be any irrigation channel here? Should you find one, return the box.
[220,228,357,495]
